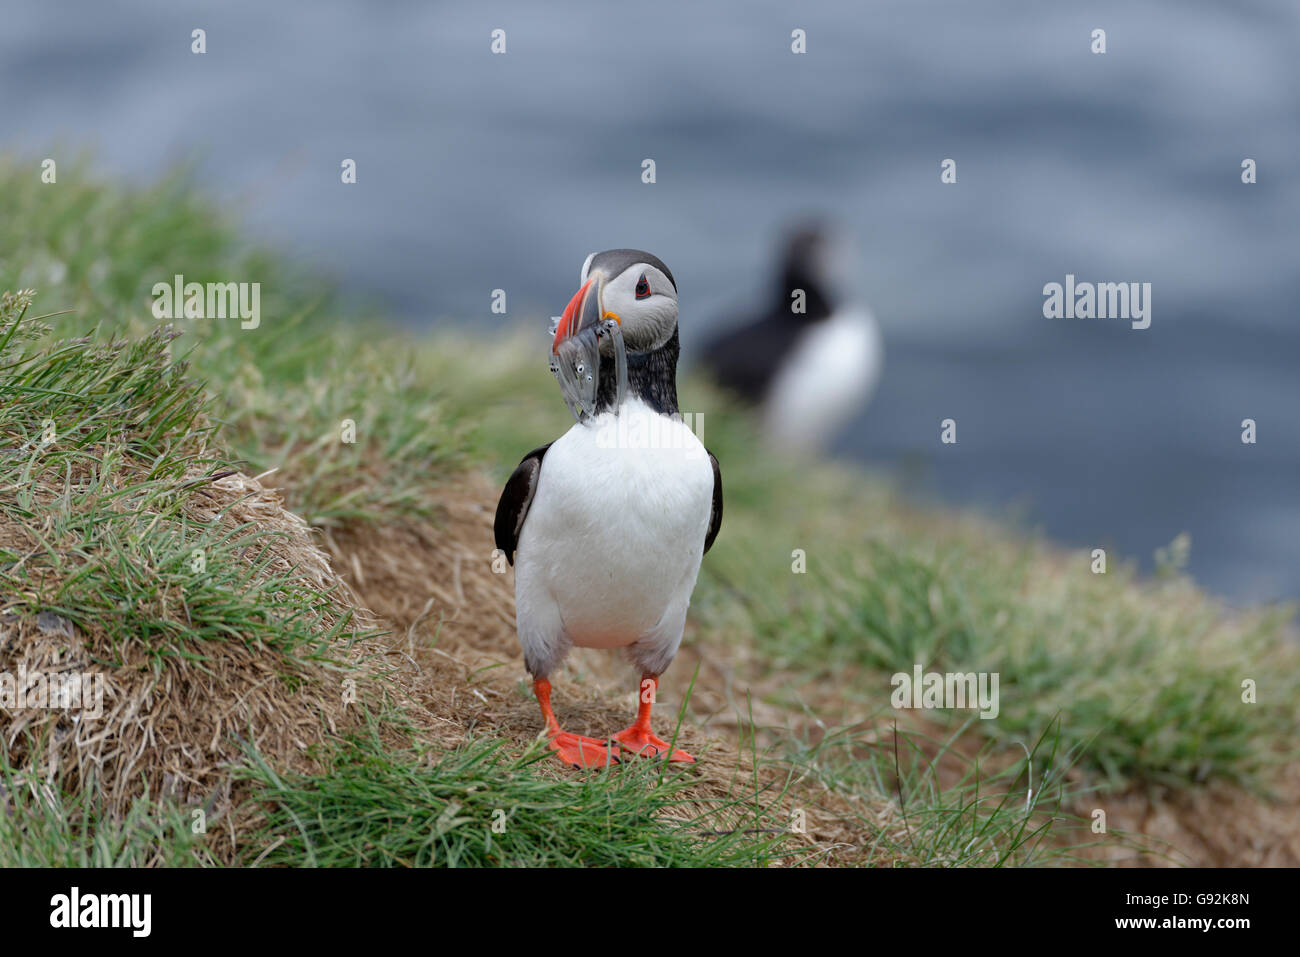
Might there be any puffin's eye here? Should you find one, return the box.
[634,274,651,299]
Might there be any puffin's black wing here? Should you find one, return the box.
[493,443,552,566]
[700,313,801,402]
[704,451,723,554]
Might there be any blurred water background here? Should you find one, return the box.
[3,0,1297,602]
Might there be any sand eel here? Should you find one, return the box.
[701,224,883,452]
[494,249,722,767]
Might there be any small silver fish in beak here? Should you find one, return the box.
[549,273,628,422]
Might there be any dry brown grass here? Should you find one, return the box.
[1072,764,1300,867]
[1,468,412,862]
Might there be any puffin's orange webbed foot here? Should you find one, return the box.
[547,731,621,768]
[612,673,695,762]
[533,677,619,768]
[611,726,694,763]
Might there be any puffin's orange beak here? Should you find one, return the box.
[553,275,620,353]
[553,278,596,353]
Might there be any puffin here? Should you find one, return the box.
[494,249,722,767]
[700,224,883,453]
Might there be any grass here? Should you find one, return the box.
[779,716,1117,866]
[0,293,363,669]
[706,523,1297,791]
[0,759,208,867]
[237,724,794,868]
[1,155,1297,866]
[235,714,1100,868]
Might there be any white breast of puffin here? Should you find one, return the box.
[764,306,883,452]
[516,396,714,649]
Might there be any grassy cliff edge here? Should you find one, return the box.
[2,158,1297,866]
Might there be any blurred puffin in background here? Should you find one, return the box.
[494,249,721,768]
[700,223,883,453]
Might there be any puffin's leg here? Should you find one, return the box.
[611,674,695,763]
[534,678,619,768]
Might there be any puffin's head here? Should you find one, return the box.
[780,222,835,294]
[553,248,678,356]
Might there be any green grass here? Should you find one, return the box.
[0,292,365,668]
[705,525,1298,791]
[2,153,1297,867]
[777,716,1125,866]
[0,155,468,527]
[235,712,1111,867]
[0,757,209,867]
[237,726,793,868]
